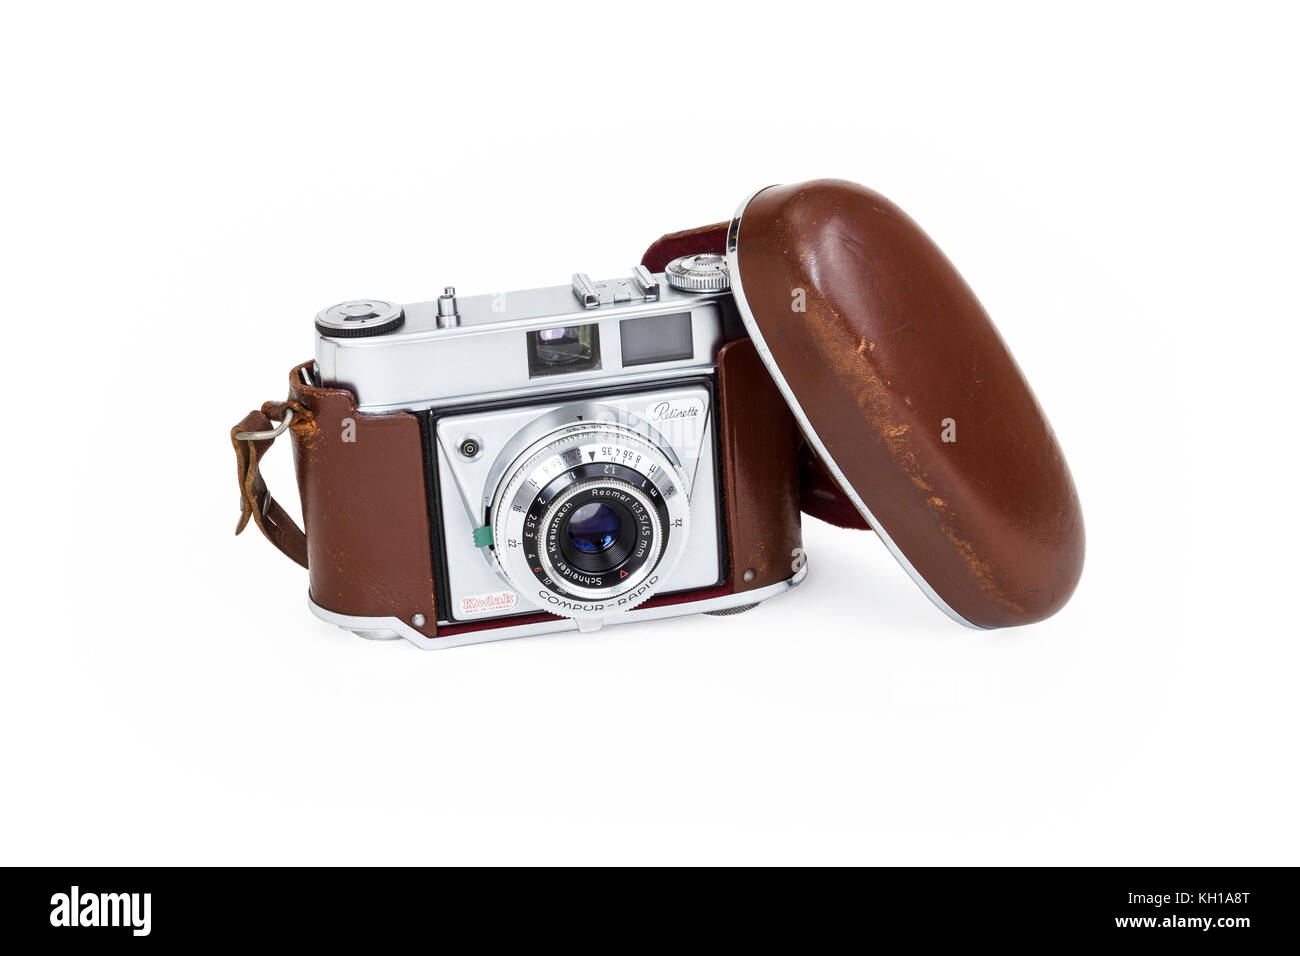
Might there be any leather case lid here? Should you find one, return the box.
[726,179,1084,628]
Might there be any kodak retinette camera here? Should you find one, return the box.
[232,179,1086,650]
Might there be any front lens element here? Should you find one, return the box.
[566,502,621,554]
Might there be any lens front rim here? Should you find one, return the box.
[534,476,665,599]
[490,420,691,622]
[558,498,634,569]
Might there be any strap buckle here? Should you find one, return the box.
[234,407,296,441]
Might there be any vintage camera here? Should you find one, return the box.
[302,254,802,647]
[232,180,1085,650]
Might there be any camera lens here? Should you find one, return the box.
[566,502,621,554]
[555,490,640,575]
[488,415,692,622]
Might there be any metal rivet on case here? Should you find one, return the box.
[411,613,426,627]
[743,569,756,583]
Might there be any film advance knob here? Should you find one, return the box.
[663,253,731,293]
[314,299,404,338]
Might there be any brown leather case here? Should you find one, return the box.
[232,344,802,638]
[715,338,802,592]
[728,179,1084,627]
[231,362,440,639]
[288,362,442,638]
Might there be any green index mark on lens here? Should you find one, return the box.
[472,525,493,548]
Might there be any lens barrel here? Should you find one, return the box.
[489,418,691,622]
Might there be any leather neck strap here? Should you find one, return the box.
[230,401,311,568]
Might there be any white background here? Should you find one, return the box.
[2,2,1297,865]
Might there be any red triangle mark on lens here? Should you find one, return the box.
[619,570,628,579]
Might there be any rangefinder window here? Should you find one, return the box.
[620,312,694,367]
[527,325,601,377]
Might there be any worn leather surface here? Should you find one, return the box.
[733,179,1084,627]
[642,222,869,530]
[278,361,439,638]
[716,338,802,592]
[232,368,439,637]
[226,362,443,637]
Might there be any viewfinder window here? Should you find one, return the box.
[527,325,601,377]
